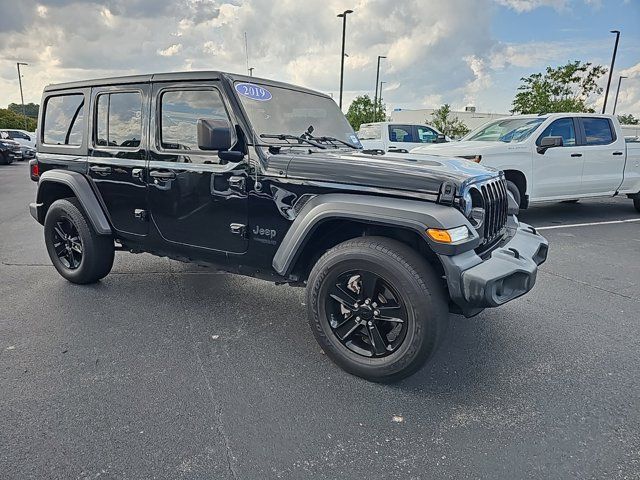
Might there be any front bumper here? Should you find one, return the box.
[440,221,548,317]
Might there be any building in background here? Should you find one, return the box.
[390,106,510,133]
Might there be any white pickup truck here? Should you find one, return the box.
[357,121,448,153]
[412,113,640,212]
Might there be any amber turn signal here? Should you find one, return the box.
[426,226,470,244]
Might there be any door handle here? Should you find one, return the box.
[90,165,112,174]
[132,168,144,180]
[612,151,623,156]
[149,170,176,180]
[570,153,582,157]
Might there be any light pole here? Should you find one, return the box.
[16,62,28,130]
[337,9,353,109]
[248,67,254,77]
[602,30,620,114]
[612,75,627,115]
[373,55,386,120]
[379,81,386,119]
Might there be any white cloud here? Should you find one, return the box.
[158,44,183,57]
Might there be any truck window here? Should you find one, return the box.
[95,92,142,148]
[358,124,381,140]
[160,89,229,153]
[537,118,576,147]
[417,126,438,143]
[43,94,85,146]
[583,118,614,145]
[389,125,414,142]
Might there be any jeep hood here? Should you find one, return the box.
[282,150,499,196]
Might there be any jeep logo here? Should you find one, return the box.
[252,225,277,239]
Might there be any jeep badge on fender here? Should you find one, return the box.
[29,71,548,382]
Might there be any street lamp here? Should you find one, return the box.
[612,75,627,115]
[337,9,353,109]
[16,62,28,130]
[602,30,620,114]
[248,67,254,77]
[373,55,386,120]
[379,81,387,118]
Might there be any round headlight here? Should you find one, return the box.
[464,187,485,227]
[462,190,473,217]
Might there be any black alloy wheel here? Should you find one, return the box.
[326,270,408,358]
[51,217,83,270]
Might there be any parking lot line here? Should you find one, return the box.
[536,218,640,230]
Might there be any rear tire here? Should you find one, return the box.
[506,180,521,211]
[44,198,114,284]
[306,236,448,383]
[634,197,640,213]
[0,152,12,165]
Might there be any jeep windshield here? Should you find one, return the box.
[463,117,546,143]
[235,81,361,148]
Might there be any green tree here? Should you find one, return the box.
[618,113,639,125]
[511,61,607,114]
[346,95,385,131]
[430,104,469,139]
[0,108,37,131]
[8,102,39,119]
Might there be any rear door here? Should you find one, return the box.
[147,81,249,254]
[88,85,149,236]
[578,117,626,195]
[532,117,584,199]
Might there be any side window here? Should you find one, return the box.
[417,126,438,143]
[43,94,85,146]
[95,92,142,148]
[537,118,576,147]
[583,118,614,145]
[389,125,414,143]
[160,89,230,154]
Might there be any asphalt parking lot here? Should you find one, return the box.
[1,161,639,480]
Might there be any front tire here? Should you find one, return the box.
[44,198,114,284]
[306,237,448,383]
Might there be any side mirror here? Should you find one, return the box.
[197,118,232,151]
[537,135,563,154]
[436,134,446,143]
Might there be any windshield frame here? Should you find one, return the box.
[462,117,547,143]
[232,80,360,150]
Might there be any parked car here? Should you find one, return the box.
[412,113,640,212]
[0,129,36,160]
[0,138,22,164]
[357,121,448,153]
[29,72,548,382]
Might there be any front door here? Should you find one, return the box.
[387,124,417,153]
[88,85,149,236]
[147,82,248,254]
[532,117,584,199]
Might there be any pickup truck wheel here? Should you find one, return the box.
[634,198,640,213]
[307,237,448,383]
[44,198,114,284]
[506,180,521,210]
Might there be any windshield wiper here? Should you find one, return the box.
[314,136,359,149]
[260,133,326,149]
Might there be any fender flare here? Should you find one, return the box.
[35,170,112,235]
[272,193,479,276]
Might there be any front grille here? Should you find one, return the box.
[479,177,508,245]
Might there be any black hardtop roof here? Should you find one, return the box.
[43,71,328,98]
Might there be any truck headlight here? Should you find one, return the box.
[459,155,482,163]
[462,186,484,227]
[426,226,470,243]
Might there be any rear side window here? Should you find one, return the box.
[43,94,85,145]
[160,89,229,151]
[583,118,614,145]
[537,118,576,147]
[95,92,142,148]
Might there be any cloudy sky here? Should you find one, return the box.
[0,0,638,115]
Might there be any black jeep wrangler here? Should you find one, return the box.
[29,72,548,382]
